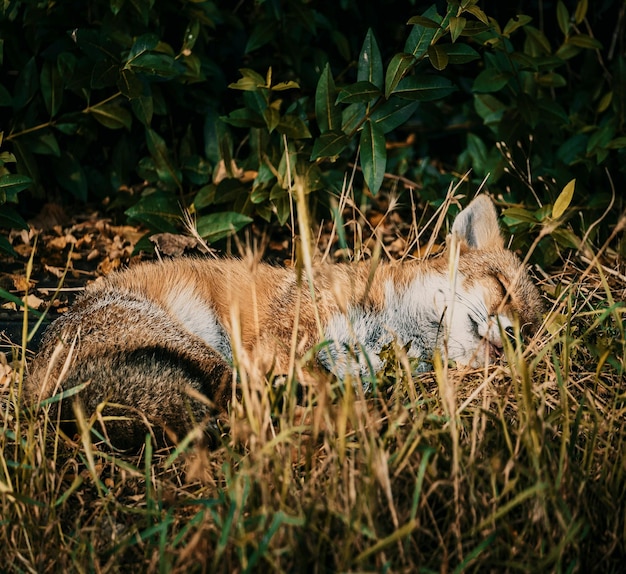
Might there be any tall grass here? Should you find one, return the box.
[1,181,625,572]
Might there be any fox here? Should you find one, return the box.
[27,195,543,447]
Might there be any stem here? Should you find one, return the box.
[346,96,387,140]
[81,91,123,113]
[6,91,124,141]
[6,121,53,141]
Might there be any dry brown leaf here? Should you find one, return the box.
[13,244,33,257]
[150,233,198,257]
[0,359,12,391]
[48,235,77,250]
[43,264,68,278]
[368,212,385,227]
[98,257,121,275]
[213,159,243,184]
[12,275,33,292]
[22,294,44,310]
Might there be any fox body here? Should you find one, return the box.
[27,196,543,446]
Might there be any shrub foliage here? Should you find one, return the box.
[0,0,624,264]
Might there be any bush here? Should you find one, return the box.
[0,0,624,265]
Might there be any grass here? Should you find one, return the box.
[1,181,625,572]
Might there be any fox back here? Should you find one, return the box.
[27,195,543,447]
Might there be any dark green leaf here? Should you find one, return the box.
[181,155,211,186]
[587,123,614,153]
[127,34,160,61]
[439,43,480,64]
[204,111,229,165]
[474,93,506,125]
[53,113,82,135]
[57,52,76,80]
[406,16,441,29]
[0,174,32,201]
[212,179,250,205]
[360,119,386,194]
[607,137,626,149]
[118,68,147,99]
[243,90,269,117]
[516,93,539,127]
[393,75,456,101]
[336,81,382,104]
[250,185,270,204]
[91,59,119,89]
[535,72,567,88]
[90,102,132,130]
[40,60,63,117]
[574,0,588,24]
[404,6,440,58]
[556,43,583,60]
[556,1,570,36]
[567,34,602,50]
[502,14,533,36]
[385,53,417,98]
[131,96,154,126]
[277,115,311,139]
[458,21,491,36]
[110,0,125,16]
[13,57,38,111]
[466,133,488,175]
[370,97,419,134]
[222,108,265,129]
[129,0,152,25]
[0,83,11,106]
[524,26,552,55]
[0,205,28,230]
[557,134,587,164]
[273,195,290,226]
[358,29,384,90]
[194,184,216,210]
[427,45,449,71]
[52,152,88,201]
[145,128,182,188]
[182,19,201,53]
[341,103,366,134]
[196,212,253,243]
[472,68,511,93]
[263,106,280,133]
[502,207,540,224]
[21,131,61,157]
[551,228,580,249]
[0,235,18,257]
[125,191,180,233]
[245,19,277,54]
[463,5,489,25]
[269,183,288,200]
[127,53,183,79]
[449,16,466,43]
[315,63,341,133]
[310,131,349,160]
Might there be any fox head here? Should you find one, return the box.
[438,195,544,367]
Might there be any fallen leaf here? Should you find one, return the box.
[150,233,198,257]
[22,294,44,310]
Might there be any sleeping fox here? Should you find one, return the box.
[27,195,543,446]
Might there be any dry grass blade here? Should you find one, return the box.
[1,175,625,572]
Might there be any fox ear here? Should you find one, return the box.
[451,195,504,250]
